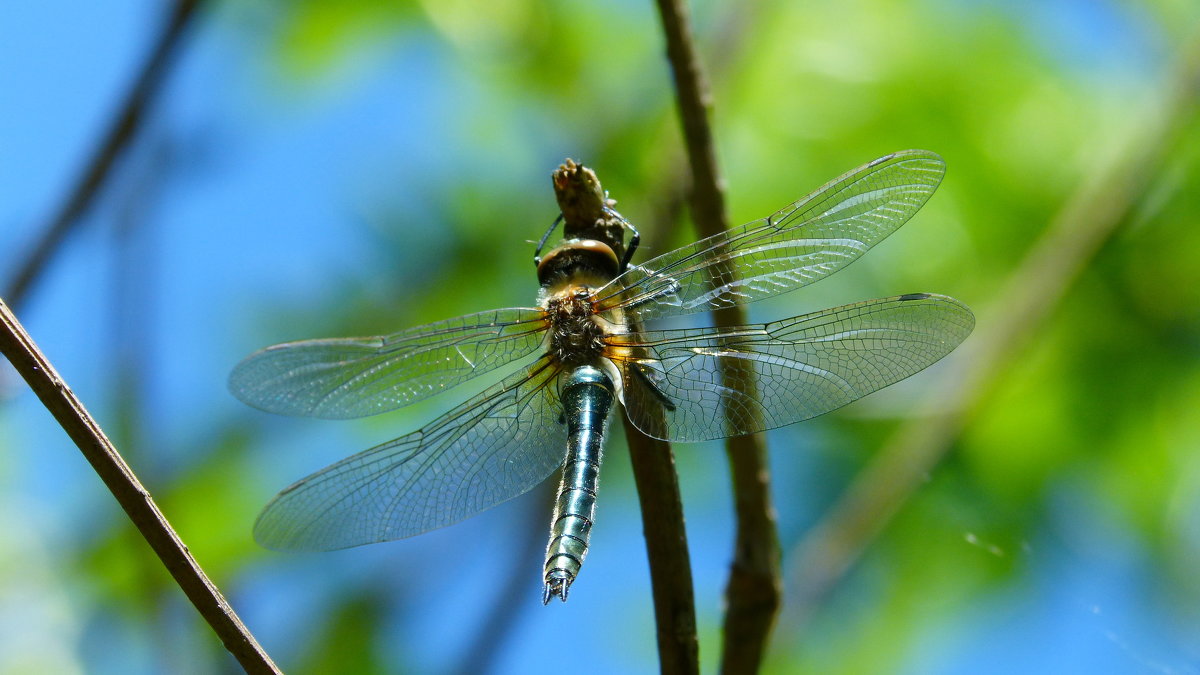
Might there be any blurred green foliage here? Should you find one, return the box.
[9,0,1199,672]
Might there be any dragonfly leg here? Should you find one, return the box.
[617,275,684,314]
[629,362,677,411]
[601,204,640,272]
[533,213,565,268]
[619,222,640,272]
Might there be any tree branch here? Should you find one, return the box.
[624,422,701,675]
[4,0,202,310]
[789,32,1200,623]
[652,0,782,671]
[0,298,281,674]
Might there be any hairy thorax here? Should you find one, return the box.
[542,286,608,367]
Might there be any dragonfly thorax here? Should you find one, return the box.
[544,287,608,367]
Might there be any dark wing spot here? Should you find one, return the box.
[898,293,931,301]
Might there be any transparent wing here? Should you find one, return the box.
[229,307,548,419]
[254,356,567,551]
[597,150,946,323]
[615,294,973,442]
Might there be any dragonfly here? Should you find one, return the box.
[230,150,974,604]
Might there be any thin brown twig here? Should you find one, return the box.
[0,298,281,674]
[653,0,782,671]
[4,0,202,310]
[623,421,701,674]
[642,0,761,246]
[789,32,1200,622]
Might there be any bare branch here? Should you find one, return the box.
[652,0,782,670]
[0,298,281,674]
[4,0,203,310]
[790,32,1200,623]
[624,420,701,675]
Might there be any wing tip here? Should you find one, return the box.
[875,149,947,184]
[887,148,946,165]
[893,292,976,334]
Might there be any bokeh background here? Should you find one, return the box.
[2,0,1198,673]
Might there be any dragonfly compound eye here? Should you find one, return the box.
[536,239,620,287]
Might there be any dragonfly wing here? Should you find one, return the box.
[254,356,567,551]
[598,151,946,323]
[616,294,974,442]
[229,307,548,419]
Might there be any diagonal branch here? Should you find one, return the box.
[653,0,782,671]
[4,0,203,310]
[0,298,281,674]
[789,31,1200,623]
